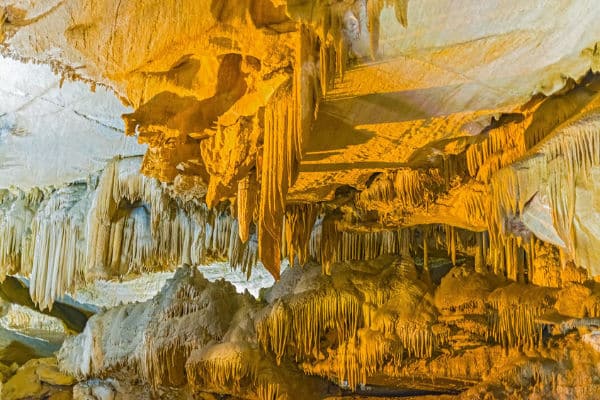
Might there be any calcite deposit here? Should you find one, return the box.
[1,0,600,399]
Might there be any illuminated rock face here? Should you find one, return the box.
[1,0,600,399]
[0,55,144,189]
[5,0,600,278]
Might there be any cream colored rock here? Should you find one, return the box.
[72,383,96,400]
[37,358,76,386]
[1,358,74,400]
[90,384,115,400]
[2,360,46,400]
[0,56,144,190]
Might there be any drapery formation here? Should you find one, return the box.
[0,157,258,310]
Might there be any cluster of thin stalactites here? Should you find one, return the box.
[0,152,581,312]
[0,158,256,310]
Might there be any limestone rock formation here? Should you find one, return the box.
[1,0,600,399]
[59,265,330,399]
[1,357,74,400]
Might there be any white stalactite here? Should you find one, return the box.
[0,157,259,310]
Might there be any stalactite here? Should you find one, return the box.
[256,22,323,278]
[357,169,435,212]
[223,218,258,279]
[257,288,362,366]
[259,82,297,280]
[29,185,89,311]
[488,114,600,276]
[0,157,261,309]
[443,225,457,266]
[237,172,259,244]
[319,216,340,275]
[257,256,439,391]
[487,284,557,350]
[474,232,486,273]
[469,83,600,184]
[300,1,410,94]
[366,1,409,59]
[366,0,383,60]
[390,0,409,27]
[0,189,42,280]
[253,19,320,279]
[463,188,488,229]
[466,117,529,183]
[488,302,545,350]
[326,228,405,267]
[422,228,431,285]
[285,204,319,267]
[308,220,474,271]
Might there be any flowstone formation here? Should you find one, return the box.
[55,256,600,399]
[59,265,329,400]
[1,0,600,399]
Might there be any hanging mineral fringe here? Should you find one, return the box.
[312,223,419,265]
[29,185,89,311]
[488,111,600,277]
[319,216,340,275]
[258,80,302,280]
[229,225,259,279]
[389,0,409,27]
[237,172,259,244]
[285,204,319,267]
[489,303,544,349]
[257,256,439,391]
[356,169,444,222]
[0,157,260,310]
[0,188,43,280]
[255,20,320,280]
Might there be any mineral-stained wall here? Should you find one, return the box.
[1,0,600,399]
